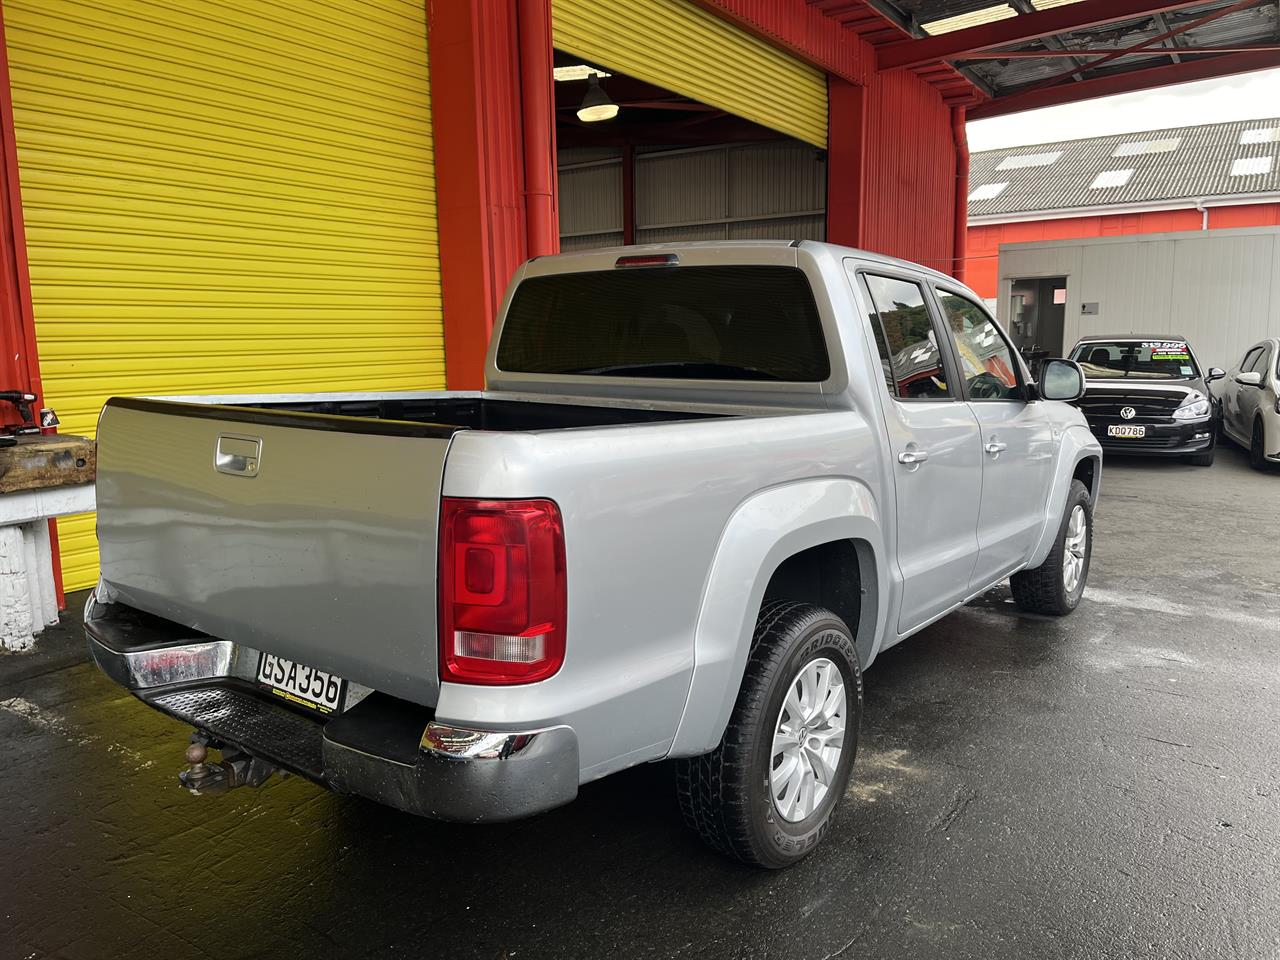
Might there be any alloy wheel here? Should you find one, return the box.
[769,656,846,823]
[1062,504,1087,594]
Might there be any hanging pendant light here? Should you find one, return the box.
[577,75,619,122]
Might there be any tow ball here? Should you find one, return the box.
[179,734,278,796]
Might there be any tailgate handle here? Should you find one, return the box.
[215,434,262,477]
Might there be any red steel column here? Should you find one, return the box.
[621,144,635,245]
[429,0,527,389]
[826,76,866,248]
[517,0,559,257]
[0,2,41,416]
[951,105,969,284]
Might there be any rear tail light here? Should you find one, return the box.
[439,498,566,685]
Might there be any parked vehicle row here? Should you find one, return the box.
[84,241,1101,868]
[1061,332,1279,472]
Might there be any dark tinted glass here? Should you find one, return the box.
[496,266,830,382]
[864,275,951,399]
[936,289,1022,401]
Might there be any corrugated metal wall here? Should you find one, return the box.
[552,0,827,147]
[997,227,1280,371]
[559,142,826,249]
[861,69,957,276]
[966,203,1280,299]
[6,0,442,590]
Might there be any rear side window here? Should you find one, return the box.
[496,266,830,382]
[863,274,951,399]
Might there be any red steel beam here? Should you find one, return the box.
[960,45,1280,58]
[878,0,1214,71]
[968,48,1280,118]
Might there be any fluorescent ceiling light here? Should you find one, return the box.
[554,65,611,82]
[922,4,1015,35]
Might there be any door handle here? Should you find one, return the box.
[897,448,929,466]
[985,440,1009,456]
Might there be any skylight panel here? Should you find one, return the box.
[996,151,1063,170]
[1112,138,1181,157]
[1231,156,1274,177]
[969,182,1009,202]
[1240,128,1280,145]
[1090,169,1135,189]
[1031,0,1086,8]
[922,4,1015,35]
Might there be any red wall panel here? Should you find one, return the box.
[860,68,957,276]
[963,203,1280,299]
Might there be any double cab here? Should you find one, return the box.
[86,241,1101,868]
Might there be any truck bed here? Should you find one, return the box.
[94,392,731,707]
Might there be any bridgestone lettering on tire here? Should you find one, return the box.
[1010,478,1093,616]
[675,601,863,869]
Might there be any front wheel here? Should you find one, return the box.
[1010,478,1092,616]
[1251,419,1269,470]
[676,601,862,869]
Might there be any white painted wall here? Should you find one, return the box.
[997,226,1280,371]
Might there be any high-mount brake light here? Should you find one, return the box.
[615,253,679,268]
[439,498,567,685]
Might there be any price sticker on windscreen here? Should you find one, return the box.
[1144,340,1191,361]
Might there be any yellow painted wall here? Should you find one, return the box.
[4,0,443,590]
[552,0,827,147]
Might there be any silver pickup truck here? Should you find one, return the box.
[85,241,1101,868]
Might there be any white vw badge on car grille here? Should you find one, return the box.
[1120,406,1137,420]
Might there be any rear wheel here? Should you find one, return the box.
[1010,479,1092,616]
[676,601,862,869]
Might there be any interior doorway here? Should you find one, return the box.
[1009,276,1067,368]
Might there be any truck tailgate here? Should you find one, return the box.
[95,398,452,706]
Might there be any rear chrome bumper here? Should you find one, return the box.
[85,593,579,822]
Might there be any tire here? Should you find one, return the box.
[676,601,863,869]
[1010,478,1092,616]
[1188,447,1215,467]
[1250,418,1268,471]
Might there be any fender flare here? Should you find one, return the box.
[667,477,887,757]
[1027,424,1102,569]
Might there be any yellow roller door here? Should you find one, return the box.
[5,0,442,591]
[552,0,827,148]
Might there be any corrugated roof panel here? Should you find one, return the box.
[968,118,1280,217]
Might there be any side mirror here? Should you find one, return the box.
[1039,358,1086,402]
[1206,367,1226,383]
[1236,371,1264,388]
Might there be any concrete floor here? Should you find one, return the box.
[3,445,1278,960]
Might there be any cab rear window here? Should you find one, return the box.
[496,266,830,382]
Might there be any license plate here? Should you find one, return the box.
[256,653,345,714]
[1107,424,1146,439]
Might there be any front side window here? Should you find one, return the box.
[1070,340,1201,380]
[863,274,951,399]
[935,289,1022,401]
[496,266,830,382]
[1239,347,1263,374]
[1249,345,1273,375]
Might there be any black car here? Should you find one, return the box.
[1066,335,1225,466]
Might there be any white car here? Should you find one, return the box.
[1217,337,1280,469]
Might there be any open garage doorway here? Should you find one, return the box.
[553,57,827,251]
